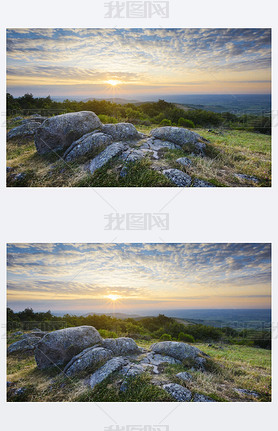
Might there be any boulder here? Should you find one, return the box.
[151,341,204,362]
[119,363,145,392]
[63,132,112,161]
[35,111,102,154]
[63,346,112,376]
[7,121,41,140]
[163,169,192,187]
[89,142,128,174]
[163,383,192,401]
[193,393,216,402]
[102,337,140,356]
[140,352,181,367]
[150,126,206,154]
[35,326,102,369]
[176,157,192,167]
[176,371,193,382]
[102,123,141,141]
[90,357,128,388]
[8,336,41,355]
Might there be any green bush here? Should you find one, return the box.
[178,117,195,128]
[160,119,172,126]
[98,329,117,338]
[178,332,195,343]
[98,114,117,124]
[160,333,172,341]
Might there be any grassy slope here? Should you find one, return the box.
[7,122,271,187]
[7,338,271,402]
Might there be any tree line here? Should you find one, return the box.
[7,308,271,349]
[7,93,271,134]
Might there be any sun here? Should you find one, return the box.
[106,79,120,87]
[106,294,120,301]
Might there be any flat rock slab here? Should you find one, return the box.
[234,173,259,184]
[7,121,41,140]
[163,169,192,187]
[63,346,112,376]
[176,371,193,382]
[193,393,216,402]
[89,142,128,174]
[163,383,192,401]
[64,132,112,161]
[141,138,180,151]
[90,357,128,389]
[120,148,157,162]
[8,336,41,355]
[176,157,192,167]
[140,352,182,366]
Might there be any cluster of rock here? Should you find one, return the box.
[8,325,215,401]
[7,111,217,187]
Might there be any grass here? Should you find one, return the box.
[7,122,271,187]
[7,338,271,402]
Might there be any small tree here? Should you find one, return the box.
[160,333,172,341]
[160,119,172,126]
[178,118,195,128]
[178,332,195,343]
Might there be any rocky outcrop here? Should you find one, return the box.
[151,341,204,362]
[102,337,141,356]
[63,346,112,376]
[163,383,192,401]
[35,111,102,154]
[8,336,41,355]
[7,121,41,140]
[102,123,142,141]
[89,142,128,174]
[176,371,193,382]
[150,126,206,155]
[162,169,192,187]
[63,132,112,161]
[90,357,128,388]
[35,326,102,369]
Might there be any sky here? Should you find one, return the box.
[7,243,271,314]
[6,28,271,99]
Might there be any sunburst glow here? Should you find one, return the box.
[106,294,120,301]
[106,79,120,87]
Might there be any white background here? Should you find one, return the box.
[0,0,277,430]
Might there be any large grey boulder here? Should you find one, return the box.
[35,326,102,369]
[8,336,41,355]
[163,169,192,187]
[7,121,41,140]
[63,346,112,376]
[151,341,204,362]
[102,123,141,141]
[90,356,128,388]
[163,383,192,401]
[63,132,112,161]
[150,126,206,154]
[102,337,140,356]
[35,111,102,154]
[89,142,128,174]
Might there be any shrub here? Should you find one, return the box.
[178,332,195,343]
[160,119,172,126]
[160,333,172,341]
[178,118,195,128]
[98,329,117,338]
[98,114,117,124]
